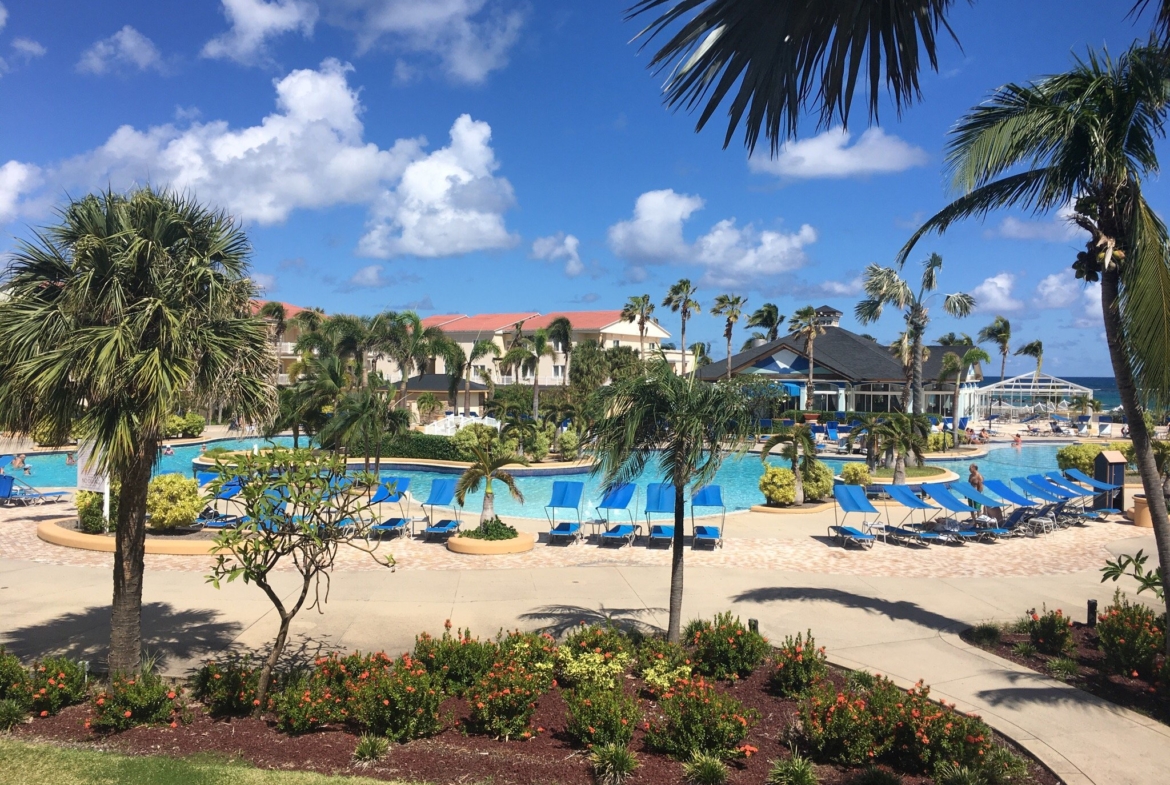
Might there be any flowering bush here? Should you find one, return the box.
[879,680,994,774]
[349,654,443,742]
[89,670,184,732]
[270,673,343,734]
[798,679,893,765]
[0,647,30,708]
[685,612,769,680]
[644,676,757,758]
[1024,606,1073,655]
[27,656,87,717]
[497,630,557,686]
[468,662,549,740]
[759,466,796,506]
[1097,591,1166,680]
[635,637,692,695]
[145,473,203,530]
[564,684,642,748]
[193,659,258,717]
[769,630,828,698]
[557,623,634,688]
[413,621,498,696]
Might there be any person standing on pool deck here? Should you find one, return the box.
[968,464,985,519]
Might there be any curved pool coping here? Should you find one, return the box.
[191,454,595,477]
[38,518,229,556]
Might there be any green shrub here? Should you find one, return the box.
[270,672,334,734]
[496,629,558,678]
[193,659,258,716]
[1055,443,1102,475]
[769,630,828,698]
[878,679,994,774]
[766,752,819,785]
[30,420,71,447]
[934,764,985,785]
[799,679,892,765]
[558,429,580,461]
[180,413,206,438]
[0,647,30,707]
[644,676,757,758]
[759,466,796,506]
[564,683,642,747]
[450,424,500,460]
[1024,606,1073,655]
[353,733,389,763]
[590,743,639,785]
[166,415,186,439]
[968,622,1002,649]
[686,612,769,681]
[384,431,462,461]
[77,486,119,535]
[983,745,1031,784]
[840,463,871,486]
[90,669,184,732]
[1047,657,1080,680]
[27,656,87,717]
[145,473,202,530]
[412,622,498,696]
[1011,641,1038,659]
[560,623,633,671]
[926,432,968,452]
[529,429,551,462]
[467,662,548,740]
[349,654,443,742]
[802,461,834,502]
[556,646,631,689]
[850,767,902,785]
[683,751,728,785]
[0,698,26,730]
[1096,590,1166,680]
[458,517,518,540]
[635,637,692,695]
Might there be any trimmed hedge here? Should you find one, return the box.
[381,432,462,462]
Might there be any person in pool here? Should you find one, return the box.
[200,443,207,454]
[162,445,174,456]
[65,452,76,465]
[1013,433,1022,448]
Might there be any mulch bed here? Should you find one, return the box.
[961,622,1170,727]
[12,666,1060,785]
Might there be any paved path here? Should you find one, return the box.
[0,503,1167,784]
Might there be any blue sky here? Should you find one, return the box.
[0,0,1164,376]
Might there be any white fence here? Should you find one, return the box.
[423,414,501,436]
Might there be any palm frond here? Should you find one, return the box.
[1118,191,1170,403]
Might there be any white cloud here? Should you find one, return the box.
[972,272,1023,312]
[203,0,318,65]
[0,4,7,33]
[0,160,41,223]
[1033,271,1079,309]
[357,113,517,258]
[251,272,277,293]
[325,0,524,84]
[347,264,393,288]
[1074,284,1103,328]
[11,38,46,60]
[817,276,864,296]
[993,202,1084,242]
[750,128,928,179]
[532,232,583,277]
[607,189,704,262]
[78,26,163,74]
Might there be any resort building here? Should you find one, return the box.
[251,300,316,385]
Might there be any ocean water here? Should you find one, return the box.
[1060,377,1120,409]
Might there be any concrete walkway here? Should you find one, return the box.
[1,529,1167,784]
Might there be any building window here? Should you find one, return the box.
[553,365,565,378]
[612,340,620,348]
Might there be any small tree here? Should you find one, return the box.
[873,414,930,484]
[455,442,527,526]
[938,347,991,452]
[206,449,393,710]
[760,425,819,506]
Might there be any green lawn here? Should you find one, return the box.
[871,465,947,478]
[0,739,411,785]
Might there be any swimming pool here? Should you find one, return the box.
[12,440,1067,519]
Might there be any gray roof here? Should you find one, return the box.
[403,374,487,392]
[922,345,985,382]
[699,326,904,383]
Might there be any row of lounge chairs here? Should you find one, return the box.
[0,465,68,506]
[829,468,1122,549]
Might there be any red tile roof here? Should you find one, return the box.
[437,312,541,333]
[421,314,469,329]
[251,300,312,318]
[524,311,626,330]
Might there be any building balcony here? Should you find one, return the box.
[277,373,290,385]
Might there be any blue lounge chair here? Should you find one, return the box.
[369,477,413,539]
[983,480,1037,509]
[1064,468,1123,514]
[830,485,878,549]
[882,525,947,546]
[592,483,637,540]
[196,470,220,486]
[920,483,980,543]
[946,482,1011,539]
[644,483,676,547]
[545,480,585,544]
[418,478,461,541]
[1044,472,1096,498]
[599,522,640,547]
[197,479,245,528]
[1013,477,1065,503]
[882,484,937,529]
[0,475,68,506]
[691,485,726,548]
[1026,474,1085,501]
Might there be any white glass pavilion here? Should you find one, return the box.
[973,373,1093,421]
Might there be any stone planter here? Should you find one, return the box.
[1132,494,1153,528]
[446,531,536,555]
[803,413,820,423]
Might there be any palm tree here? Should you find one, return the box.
[895,44,1170,636]
[1015,340,1044,380]
[258,301,287,385]
[569,339,609,392]
[415,392,441,424]
[447,339,501,416]
[845,412,883,470]
[385,311,447,409]
[760,424,818,506]
[787,306,824,409]
[888,331,929,413]
[663,279,700,375]
[935,332,973,346]
[938,347,991,451]
[591,361,753,642]
[290,306,325,336]
[319,387,406,472]
[977,316,1012,383]
[711,294,747,379]
[547,316,574,386]
[455,442,527,527]
[501,328,557,420]
[743,302,783,349]
[872,413,930,485]
[0,188,273,673]
[855,254,975,414]
[621,294,656,360]
[500,408,537,457]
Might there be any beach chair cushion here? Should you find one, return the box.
[648,524,674,542]
[370,518,410,537]
[829,525,875,548]
[424,520,459,539]
[548,521,582,541]
[693,525,721,546]
[600,524,638,545]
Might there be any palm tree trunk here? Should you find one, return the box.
[639,325,646,362]
[292,423,300,450]
[680,317,688,376]
[911,329,925,415]
[1000,351,1007,384]
[108,440,155,674]
[532,378,540,421]
[893,454,907,485]
[952,383,961,453]
[792,456,805,506]
[726,334,733,380]
[481,487,495,527]
[1101,264,1170,650]
[666,483,686,643]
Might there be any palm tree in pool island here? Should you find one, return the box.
[663,278,700,375]
[743,302,783,350]
[977,316,1012,383]
[591,362,753,642]
[1015,340,1044,380]
[760,424,818,506]
[938,347,991,451]
[0,188,274,673]
[455,442,526,527]
[787,306,824,410]
[711,293,747,379]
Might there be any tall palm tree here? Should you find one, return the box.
[0,188,273,673]
[895,43,1170,637]
[546,316,574,386]
[760,424,818,506]
[711,293,746,379]
[938,347,992,451]
[501,328,557,419]
[888,331,929,413]
[787,306,824,409]
[1015,340,1044,380]
[384,311,447,409]
[569,339,609,392]
[449,339,500,416]
[290,306,325,336]
[621,294,656,360]
[977,316,1012,383]
[258,301,287,385]
[591,361,753,642]
[743,302,783,349]
[663,278,700,375]
[844,412,883,470]
[855,254,975,414]
[455,442,527,527]
[935,332,973,346]
[319,387,397,471]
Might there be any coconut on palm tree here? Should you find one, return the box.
[977,316,1012,383]
[787,306,824,410]
[938,347,991,451]
[455,442,527,527]
[621,294,656,360]
[760,424,818,506]
[501,328,557,419]
[711,294,746,379]
[0,188,274,673]
[1015,340,1044,380]
[663,279,700,375]
[743,302,783,349]
[855,255,975,414]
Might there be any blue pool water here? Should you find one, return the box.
[13,440,1068,519]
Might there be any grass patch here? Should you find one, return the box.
[870,465,947,479]
[0,738,409,785]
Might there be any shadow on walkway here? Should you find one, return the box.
[731,587,967,633]
[974,670,1110,710]
[519,604,667,638]
[0,602,241,672]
